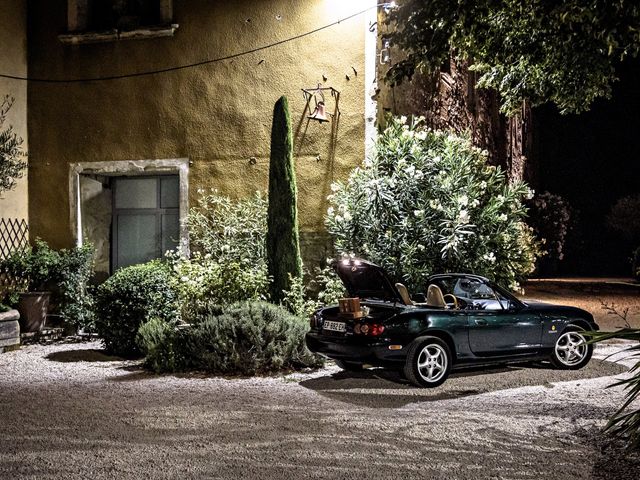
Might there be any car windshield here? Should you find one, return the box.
[427,276,513,310]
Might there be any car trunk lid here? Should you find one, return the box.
[333,259,405,304]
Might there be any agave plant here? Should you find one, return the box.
[586,305,640,450]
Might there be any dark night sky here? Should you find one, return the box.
[534,59,640,276]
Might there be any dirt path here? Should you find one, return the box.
[521,280,640,330]
[0,341,638,479]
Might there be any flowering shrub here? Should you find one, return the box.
[326,116,540,291]
[526,191,573,263]
[170,191,271,309]
[167,251,270,309]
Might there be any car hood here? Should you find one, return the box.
[523,300,593,319]
[333,259,405,303]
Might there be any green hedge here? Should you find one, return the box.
[95,261,179,357]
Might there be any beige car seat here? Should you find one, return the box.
[426,284,446,308]
[395,283,413,306]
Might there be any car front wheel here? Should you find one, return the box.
[550,327,593,370]
[404,336,452,388]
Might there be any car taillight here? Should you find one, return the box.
[310,312,320,328]
[354,323,384,336]
[370,324,385,336]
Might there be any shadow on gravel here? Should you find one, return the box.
[300,360,628,408]
[46,349,124,363]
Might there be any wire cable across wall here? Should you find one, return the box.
[0,3,387,84]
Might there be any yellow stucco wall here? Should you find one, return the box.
[27,0,370,256]
[0,0,28,221]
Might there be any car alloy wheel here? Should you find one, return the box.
[551,328,593,370]
[404,336,452,388]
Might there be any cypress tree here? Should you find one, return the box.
[267,96,302,303]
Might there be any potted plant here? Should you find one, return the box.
[1,239,60,333]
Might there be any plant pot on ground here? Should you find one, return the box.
[16,292,50,333]
[1,239,61,333]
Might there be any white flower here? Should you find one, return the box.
[497,195,505,202]
[417,244,425,251]
[525,188,535,200]
[433,155,442,163]
[335,215,342,223]
[416,131,427,141]
[483,252,496,263]
[401,129,414,139]
[471,199,480,208]
[327,207,334,216]
[343,211,352,222]
[406,165,416,176]
[458,209,470,224]
[458,195,468,207]
[413,209,424,218]
[330,183,340,192]
[414,169,424,180]
[399,115,407,125]
[180,276,189,282]
[498,213,508,221]
[479,181,487,190]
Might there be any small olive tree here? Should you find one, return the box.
[0,95,27,194]
[326,116,540,291]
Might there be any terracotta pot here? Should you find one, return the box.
[17,292,51,333]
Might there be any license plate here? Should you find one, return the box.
[323,320,346,333]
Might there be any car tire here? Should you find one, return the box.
[549,326,593,370]
[404,336,452,388]
[334,360,364,371]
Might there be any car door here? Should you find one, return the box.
[464,280,543,357]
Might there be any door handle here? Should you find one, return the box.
[474,319,488,326]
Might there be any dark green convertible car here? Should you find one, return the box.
[305,259,598,387]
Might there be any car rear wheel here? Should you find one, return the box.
[550,327,593,370]
[404,336,452,388]
[334,360,364,371]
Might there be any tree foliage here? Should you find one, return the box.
[0,95,27,194]
[385,0,640,114]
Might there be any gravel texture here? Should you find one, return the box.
[0,341,639,479]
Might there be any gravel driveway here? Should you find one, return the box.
[1,341,639,479]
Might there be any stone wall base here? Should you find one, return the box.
[0,309,21,353]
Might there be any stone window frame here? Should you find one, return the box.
[69,158,189,253]
[60,0,178,45]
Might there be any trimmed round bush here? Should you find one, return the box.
[95,261,179,357]
[137,301,323,374]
